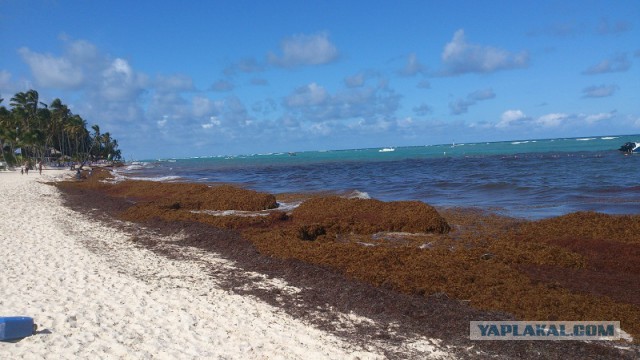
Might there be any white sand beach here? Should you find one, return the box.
[0,169,453,359]
[0,169,375,359]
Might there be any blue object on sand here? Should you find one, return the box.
[0,317,37,341]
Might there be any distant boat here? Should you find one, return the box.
[379,147,395,152]
[619,142,639,153]
[288,152,297,156]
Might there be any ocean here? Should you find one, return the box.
[117,135,640,219]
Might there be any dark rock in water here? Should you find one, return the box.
[619,142,638,153]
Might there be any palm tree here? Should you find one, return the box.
[10,90,43,163]
[4,89,123,168]
[65,114,88,163]
[0,97,15,166]
[89,124,101,161]
[99,132,121,162]
[49,98,70,159]
[100,132,111,159]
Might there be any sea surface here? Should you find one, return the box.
[117,135,640,219]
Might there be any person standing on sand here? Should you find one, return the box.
[38,162,43,175]
[24,163,29,175]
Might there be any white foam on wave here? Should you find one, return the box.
[192,201,302,218]
[347,190,371,199]
[276,201,303,212]
[378,147,395,152]
[100,172,127,184]
[511,141,529,145]
[107,171,182,183]
[123,161,154,171]
[194,210,271,217]
[576,137,596,141]
[129,175,182,182]
[601,136,618,140]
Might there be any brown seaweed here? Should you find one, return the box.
[55,171,640,344]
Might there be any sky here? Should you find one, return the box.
[1,0,639,159]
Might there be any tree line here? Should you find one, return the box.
[0,89,122,168]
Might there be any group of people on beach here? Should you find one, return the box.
[20,161,43,175]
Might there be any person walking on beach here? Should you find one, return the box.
[24,163,29,175]
[38,162,43,175]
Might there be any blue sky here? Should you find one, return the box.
[1,0,639,159]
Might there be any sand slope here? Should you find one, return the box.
[0,170,395,359]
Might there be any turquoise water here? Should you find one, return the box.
[120,135,640,219]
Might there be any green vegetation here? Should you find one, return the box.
[0,89,122,168]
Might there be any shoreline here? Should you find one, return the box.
[0,170,392,358]
[2,168,639,358]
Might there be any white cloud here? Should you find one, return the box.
[413,103,432,116]
[449,99,474,115]
[224,57,264,76]
[18,47,84,89]
[497,109,527,128]
[251,98,278,115]
[155,74,195,93]
[192,96,223,117]
[344,73,366,88]
[65,39,101,64]
[584,111,615,124]
[146,92,190,126]
[583,53,631,74]
[397,117,413,128]
[201,116,221,129]
[450,88,495,115]
[536,113,568,127]
[398,53,425,76]
[268,32,339,67]
[468,88,496,101]
[0,71,12,95]
[282,81,400,130]
[344,70,381,88]
[16,38,151,131]
[309,122,333,136]
[582,84,618,98]
[99,58,147,102]
[157,115,168,128]
[441,29,529,75]
[285,83,328,108]
[218,96,253,128]
[494,110,624,131]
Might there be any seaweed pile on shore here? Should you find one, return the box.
[56,168,640,346]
